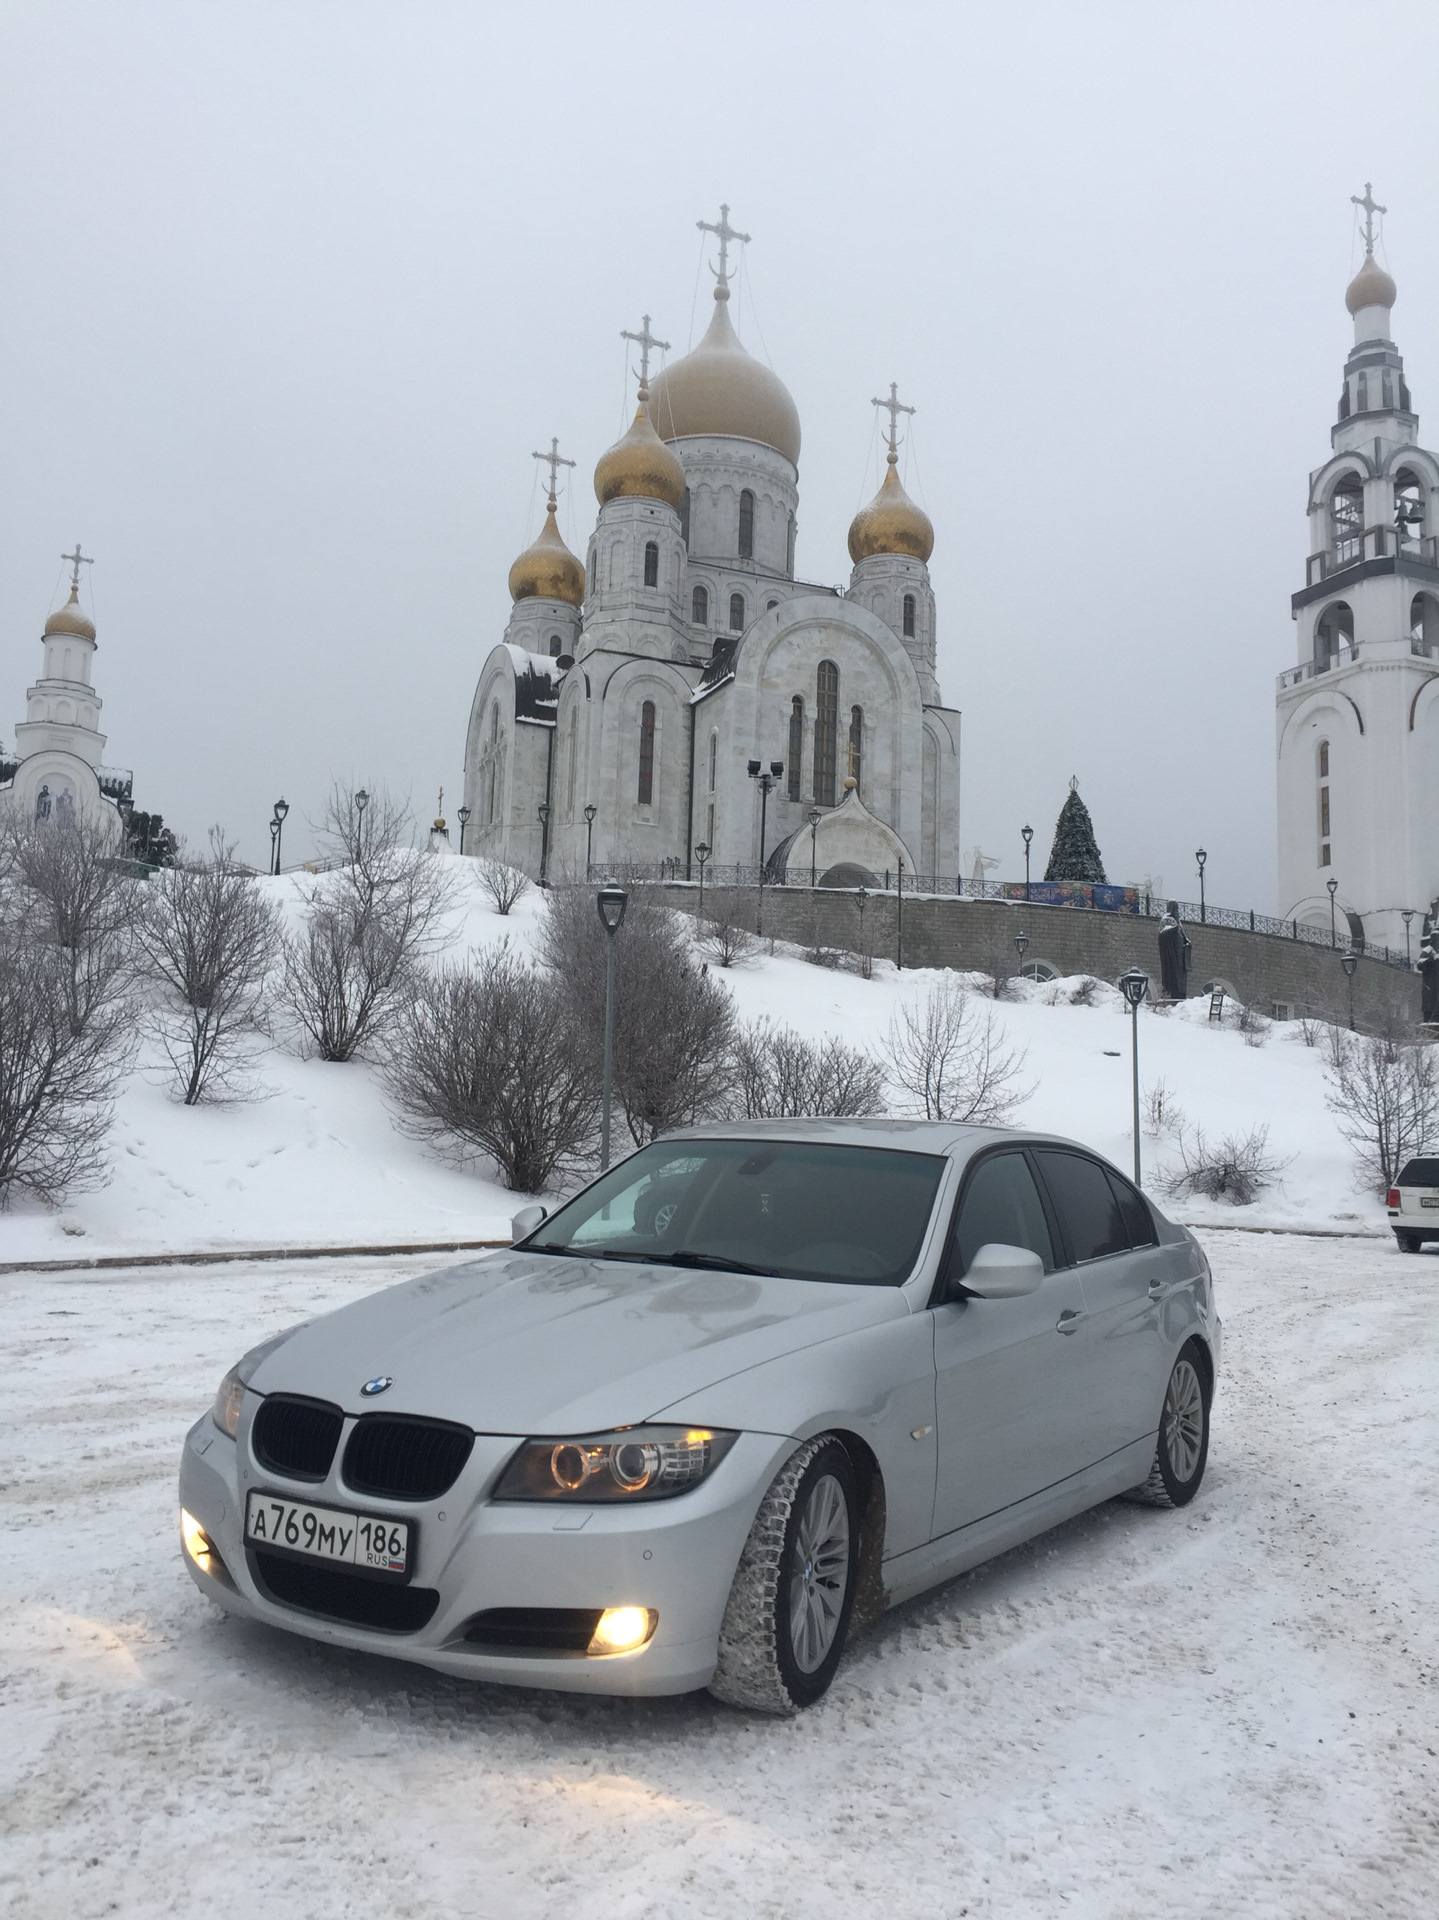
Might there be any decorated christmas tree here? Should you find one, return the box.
[1043,778,1107,883]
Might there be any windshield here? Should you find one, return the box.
[526,1138,948,1287]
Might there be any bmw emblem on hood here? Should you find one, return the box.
[360,1375,393,1397]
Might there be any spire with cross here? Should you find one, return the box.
[620,314,670,398]
[872,382,916,464]
[1352,182,1387,255]
[697,203,750,289]
[61,543,93,592]
[531,437,576,509]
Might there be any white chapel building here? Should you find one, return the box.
[463,210,959,886]
[1276,193,1439,953]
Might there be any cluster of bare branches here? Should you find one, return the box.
[883,975,1032,1123]
[731,1018,887,1119]
[694,888,760,968]
[137,829,282,1104]
[476,858,531,917]
[1165,1124,1288,1205]
[1142,1078,1186,1139]
[1323,1029,1439,1191]
[281,785,458,1061]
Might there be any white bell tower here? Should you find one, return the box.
[1276,190,1439,955]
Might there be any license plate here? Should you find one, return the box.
[244,1491,410,1577]
[1422,1197,1439,1208]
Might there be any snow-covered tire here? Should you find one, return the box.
[1123,1341,1210,1509]
[708,1435,859,1714]
[1396,1230,1422,1253]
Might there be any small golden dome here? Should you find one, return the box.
[848,455,934,564]
[44,586,96,641]
[594,392,687,508]
[508,499,585,606]
[1346,251,1397,314]
[648,286,801,466]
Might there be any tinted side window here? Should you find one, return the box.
[1035,1152,1128,1264]
[1106,1169,1158,1248]
[949,1153,1055,1280]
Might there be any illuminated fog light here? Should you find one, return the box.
[587,1607,657,1656]
[181,1509,216,1571]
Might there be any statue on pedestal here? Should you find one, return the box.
[1157,900,1192,1000]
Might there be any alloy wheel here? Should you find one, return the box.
[1163,1359,1205,1483]
[787,1472,851,1673]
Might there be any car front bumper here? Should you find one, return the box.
[178,1413,788,1695]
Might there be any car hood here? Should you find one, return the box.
[250,1250,910,1434]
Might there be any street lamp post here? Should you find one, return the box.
[457,804,471,855]
[1118,967,1150,1185]
[896,856,905,971]
[1402,909,1415,968]
[1341,950,1359,1031]
[695,841,710,913]
[1014,932,1030,985]
[1327,876,1339,947]
[597,884,628,1171]
[270,798,289,875]
[583,804,597,880]
[808,807,821,890]
[1195,848,1208,924]
[748,759,784,932]
[537,802,551,887]
[856,885,869,977]
[1021,825,1034,901]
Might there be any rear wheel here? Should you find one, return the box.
[1395,1230,1422,1253]
[708,1436,859,1714]
[1124,1341,1210,1509]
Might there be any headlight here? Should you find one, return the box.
[210,1322,311,1437]
[493,1426,737,1502]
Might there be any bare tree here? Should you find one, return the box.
[281,784,458,1061]
[138,829,282,1103]
[541,883,736,1145]
[1323,1030,1439,1191]
[1166,1124,1288,1206]
[694,888,761,968]
[884,974,1032,1123]
[476,858,532,916]
[731,1018,887,1118]
[1142,1079,1186,1139]
[384,946,596,1192]
[0,812,139,1035]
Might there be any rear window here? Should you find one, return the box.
[1034,1151,1128,1264]
[1397,1158,1439,1186]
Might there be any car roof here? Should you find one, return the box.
[662,1116,1106,1162]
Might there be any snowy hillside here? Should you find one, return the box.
[0,865,1388,1267]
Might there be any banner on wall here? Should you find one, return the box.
[999,881,1142,914]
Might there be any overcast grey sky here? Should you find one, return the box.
[2,1,1435,905]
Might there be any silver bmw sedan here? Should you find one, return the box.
[179,1119,1220,1713]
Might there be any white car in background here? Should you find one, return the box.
[1386,1157,1439,1250]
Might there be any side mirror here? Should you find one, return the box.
[510,1203,548,1243]
[959,1243,1044,1299]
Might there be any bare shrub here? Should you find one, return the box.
[138,829,282,1104]
[384,946,595,1192]
[476,858,531,916]
[694,889,760,968]
[1166,1124,1288,1205]
[731,1018,887,1119]
[1292,1012,1329,1048]
[1143,1079,1186,1139]
[541,884,735,1146]
[281,784,458,1062]
[1323,1030,1439,1191]
[1227,999,1271,1048]
[1067,974,1105,1007]
[884,975,1032,1123]
[0,812,139,1035]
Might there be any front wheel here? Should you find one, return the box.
[708,1436,859,1713]
[1124,1341,1210,1508]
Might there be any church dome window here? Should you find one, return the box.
[729,592,746,632]
[638,701,656,806]
[786,513,796,576]
[902,594,916,638]
[643,541,660,588]
[739,489,755,559]
[813,660,839,806]
[787,697,805,801]
[849,706,864,792]
[692,584,709,625]
[548,634,563,657]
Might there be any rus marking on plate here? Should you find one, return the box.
[360,1375,393,1396]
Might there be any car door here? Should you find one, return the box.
[930,1149,1091,1539]
[1031,1150,1170,1465]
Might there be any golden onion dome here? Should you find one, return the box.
[594,390,687,508]
[848,454,934,564]
[1346,250,1397,314]
[44,586,97,641]
[507,499,585,607]
[648,285,801,467]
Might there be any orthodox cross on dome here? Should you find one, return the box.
[61,543,93,591]
[531,437,576,508]
[697,203,750,286]
[620,314,670,394]
[872,382,915,457]
[1352,182,1386,254]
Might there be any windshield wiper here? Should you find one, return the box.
[659,1249,770,1276]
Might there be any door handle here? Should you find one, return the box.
[1055,1309,1083,1335]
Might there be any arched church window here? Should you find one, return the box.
[638,701,656,806]
[902,594,916,638]
[1382,371,1396,410]
[692,584,709,625]
[708,730,718,792]
[1319,757,1331,865]
[786,513,796,576]
[1411,592,1439,652]
[729,592,745,631]
[1395,469,1424,548]
[787,698,804,801]
[738,490,755,559]
[681,488,691,547]
[1329,480,1363,564]
[813,660,839,807]
[1354,373,1369,413]
[848,706,864,791]
[1313,601,1353,672]
[548,634,562,657]
[1318,739,1329,778]
[588,547,597,595]
[643,541,659,588]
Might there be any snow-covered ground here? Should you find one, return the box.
[1,1234,1434,1918]
[0,867,1395,1268]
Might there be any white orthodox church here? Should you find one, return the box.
[464,210,959,887]
[1277,191,1439,954]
